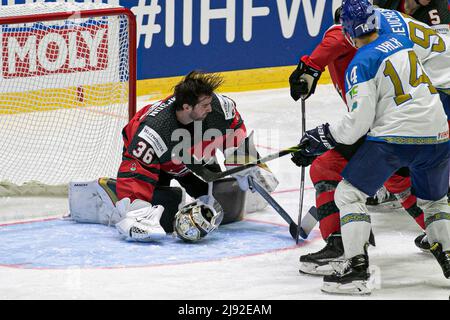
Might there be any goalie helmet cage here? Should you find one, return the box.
[0,2,136,196]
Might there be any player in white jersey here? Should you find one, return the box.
[292,0,450,295]
[376,7,450,120]
[375,4,450,249]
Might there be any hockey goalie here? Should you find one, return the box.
[67,71,278,242]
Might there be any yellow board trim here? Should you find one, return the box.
[0,65,332,115]
[137,65,332,100]
[0,83,128,115]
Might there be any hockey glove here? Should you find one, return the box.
[291,153,317,168]
[289,55,322,101]
[297,123,337,156]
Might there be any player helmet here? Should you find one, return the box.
[341,0,378,39]
[174,198,223,242]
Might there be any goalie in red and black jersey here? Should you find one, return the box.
[117,72,246,204]
[68,71,278,243]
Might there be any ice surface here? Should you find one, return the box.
[0,85,449,300]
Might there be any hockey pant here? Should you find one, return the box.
[310,149,425,241]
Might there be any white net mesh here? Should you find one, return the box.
[0,2,133,194]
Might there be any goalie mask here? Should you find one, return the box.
[174,199,223,242]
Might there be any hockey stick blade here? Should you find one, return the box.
[297,206,317,240]
[289,222,299,241]
[185,145,302,183]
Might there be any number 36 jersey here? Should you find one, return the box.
[329,33,448,146]
[377,8,450,92]
[116,93,246,202]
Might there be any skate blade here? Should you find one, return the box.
[299,262,335,276]
[321,280,371,296]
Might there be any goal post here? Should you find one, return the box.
[0,2,136,196]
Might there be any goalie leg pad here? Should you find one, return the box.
[254,163,279,193]
[245,190,268,214]
[68,178,122,225]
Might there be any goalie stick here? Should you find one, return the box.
[248,176,317,241]
[247,175,299,240]
[185,145,302,183]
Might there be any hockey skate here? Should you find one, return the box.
[430,242,450,279]
[321,254,371,295]
[299,233,344,276]
[414,233,430,251]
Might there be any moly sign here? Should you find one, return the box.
[0,0,341,80]
[2,24,109,78]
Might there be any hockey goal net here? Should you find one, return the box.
[0,2,136,196]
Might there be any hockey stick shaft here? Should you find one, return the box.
[248,176,298,240]
[185,145,301,183]
[296,96,307,243]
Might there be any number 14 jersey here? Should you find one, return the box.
[330,33,448,146]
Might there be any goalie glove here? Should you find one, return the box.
[289,55,322,101]
[115,199,166,241]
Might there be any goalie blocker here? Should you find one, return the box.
[68,177,246,237]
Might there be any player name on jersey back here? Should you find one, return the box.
[375,37,404,53]
[379,9,407,34]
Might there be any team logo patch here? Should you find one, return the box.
[349,85,359,99]
[138,126,168,157]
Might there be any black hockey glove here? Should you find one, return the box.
[297,123,337,156]
[289,56,322,101]
[291,152,317,168]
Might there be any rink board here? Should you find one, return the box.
[0,218,305,269]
